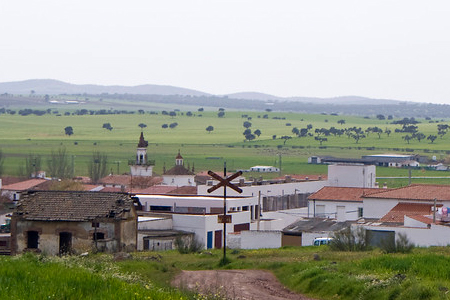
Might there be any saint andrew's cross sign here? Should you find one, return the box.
[207,166,242,262]
[207,170,243,194]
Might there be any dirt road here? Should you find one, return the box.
[172,269,317,300]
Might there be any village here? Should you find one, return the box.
[1,131,449,256]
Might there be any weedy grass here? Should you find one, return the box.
[3,248,450,299]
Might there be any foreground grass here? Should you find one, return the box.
[3,247,450,299]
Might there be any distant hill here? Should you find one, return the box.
[0,79,402,106]
[0,79,210,97]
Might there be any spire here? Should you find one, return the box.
[138,132,148,148]
[176,150,183,166]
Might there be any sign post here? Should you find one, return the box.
[207,162,242,263]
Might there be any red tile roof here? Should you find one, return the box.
[15,191,135,221]
[164,165,195,176]
[169,186,197,195]
[1,179,47,191]
[364,184,450,201]
[308,186,383,202]
[380,202,438,223]
[133,185,177,194]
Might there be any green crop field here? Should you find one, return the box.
[1,108,450,187]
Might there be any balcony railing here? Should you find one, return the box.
[128,159,155,166]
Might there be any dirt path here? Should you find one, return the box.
[172,270,317,300]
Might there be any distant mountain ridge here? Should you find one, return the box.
[0,79,403,105]
[0,79,210,97]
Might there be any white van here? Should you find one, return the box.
[313,237,333,246]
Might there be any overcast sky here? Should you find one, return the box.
[1,1,449,103]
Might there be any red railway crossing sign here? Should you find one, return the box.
[207,170,243,194]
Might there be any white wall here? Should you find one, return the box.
[240,231,281,249]
[172,211,251,248]
[138,217,172,230]
[363,198,399,219]
[137,194,258,214]
[198,180,326,197]
[327,164,376,188]
[162,175,195,186]
[359,223,450,247]
[309,200,362,220]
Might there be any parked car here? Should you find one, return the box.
[313,237,333,246]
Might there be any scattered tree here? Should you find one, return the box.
[218,111,225,118]
[64,126,74,136]
[206,125,214,133]
[0,149,4,177]
[102,123,113,131]
[47,147,73,179]
[169,122,178,129]
[337,119,346,125]
[254,129,261,137]
[427,135,437,143]
[280,135,292,145]
[25,154,41,178]
[88,151,108,184]
[315,136,328,145]
[198,107,204,112]
[403,135,413,144]
[243,121,252,129]
[161,124,168,128]
[138,123,147,129]
[169,111,177,118]
[413,132,426,142]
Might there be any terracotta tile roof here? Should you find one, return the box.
[308,187,383,202]
[132,185,177,194]
[169,186,197,195]
[164,165,195,176]
[380,203,438,223]
[364,184,450,201]
[99,175,131,186]
[0,177,25,186]
[1,179,47,191]
[14,191,135,221]
[407,214,434,224]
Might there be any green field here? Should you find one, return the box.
[1,109,450,186]
[3,247,450,299]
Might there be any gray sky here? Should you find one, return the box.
[1,1,449,103]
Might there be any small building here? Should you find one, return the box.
[162,151,196,186]
[249,166,280,173]
[10,191,138,255]
[1,178,48,201]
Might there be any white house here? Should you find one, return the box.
[249,166,280,173]
[327,164,377,188]
[307,187,380,221]
[162,151,196,187]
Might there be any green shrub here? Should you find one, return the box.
[175,236,202,254]
[330,226,369,251]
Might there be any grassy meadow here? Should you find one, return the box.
[4,247,450,299]
[1,108,450,186]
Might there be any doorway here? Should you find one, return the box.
[59,232,72,255]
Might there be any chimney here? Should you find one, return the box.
[239,178,245,186]
[284,175,291,183]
